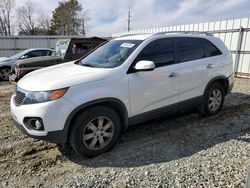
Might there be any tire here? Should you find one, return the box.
[69,106,122,157]
[0,67,11,81]
[200,82,225,117]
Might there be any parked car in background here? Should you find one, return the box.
[9,37,107,82]
[10,32,234,157]
[0,48,53,81]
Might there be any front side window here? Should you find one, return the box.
[176,37,205,62]
[136,38,175,67]
[25,50,48,58]
[79,40,142,68]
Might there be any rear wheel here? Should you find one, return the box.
[0,67,11,81]
[70,106,122,157]
[200,82,225,116]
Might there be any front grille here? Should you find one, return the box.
[14,91,25,106]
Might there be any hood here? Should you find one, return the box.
[0,57,15,66]
[0,57,12,62]
[18,62,112,91]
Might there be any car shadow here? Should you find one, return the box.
[60,92,250,168]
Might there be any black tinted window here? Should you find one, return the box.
[199,38,222,57]
[137,38,175,67]
[47,50,53,55]
[176,38,205,62]
[26,50,49,58]
[72,43,92,54]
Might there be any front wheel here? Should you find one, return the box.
[0,67,11,81]
[69,106,122,157]
[200,82,225,117]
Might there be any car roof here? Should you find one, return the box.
[27,48,54,51]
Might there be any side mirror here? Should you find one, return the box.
[20,55,27,59]
[134,60,155,71]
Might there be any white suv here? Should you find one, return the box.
[10,32,234,157]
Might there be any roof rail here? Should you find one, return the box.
[118,31,213,38]
[119,33,151,37]
[152,31,213,36]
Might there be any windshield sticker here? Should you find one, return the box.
[120,43,135,48]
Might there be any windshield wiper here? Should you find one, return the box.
[82,63,95,67]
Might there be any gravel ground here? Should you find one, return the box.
[0,78,250,188]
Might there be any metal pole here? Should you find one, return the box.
[127,10,131,32]
[13,36,17,55]
[47,37,50,48]
[235,26,244,75]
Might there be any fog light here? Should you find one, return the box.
[35,120,42,130]
[23,117,44,131]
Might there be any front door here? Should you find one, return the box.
[128,38,180,117]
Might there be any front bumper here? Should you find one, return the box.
[12,116,67,143]
[10,95,76,143]
[9,67,33,82]
[9,74,19,82]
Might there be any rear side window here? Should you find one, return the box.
[199,38,222,57]
[175,37,205,62]
[136,38,175,67]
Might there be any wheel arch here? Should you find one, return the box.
[203,76,229,96]
[63,98,129,143]
[0,65,12,69]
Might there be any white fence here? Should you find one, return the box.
[113,17,250,78]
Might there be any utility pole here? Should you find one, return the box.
[127,10,131,32]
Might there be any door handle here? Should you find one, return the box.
[207,63,215,68]
[169,72,179,78]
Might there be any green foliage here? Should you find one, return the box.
[51,0,83,35]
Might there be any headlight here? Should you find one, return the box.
[23,88,68,104]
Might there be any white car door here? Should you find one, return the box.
[175,37,209,101]
[128,38,181,117]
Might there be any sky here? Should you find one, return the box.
[16,0,250,36]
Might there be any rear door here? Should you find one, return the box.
[176,37,224,101]
[128,38,181,116]
[175,37,208,101]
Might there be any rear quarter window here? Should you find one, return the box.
[199,38,222,57]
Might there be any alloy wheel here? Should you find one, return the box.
[83,116,114,150]
[0,68,11,81]
[208,89,222,112]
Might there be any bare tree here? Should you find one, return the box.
[0,0,15,35]
[37,13,51,31]
[17,0,36,35]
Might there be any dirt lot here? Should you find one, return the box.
[0,78,250,188]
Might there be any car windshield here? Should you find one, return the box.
[79,40,142,68]
[10,49,30,59]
